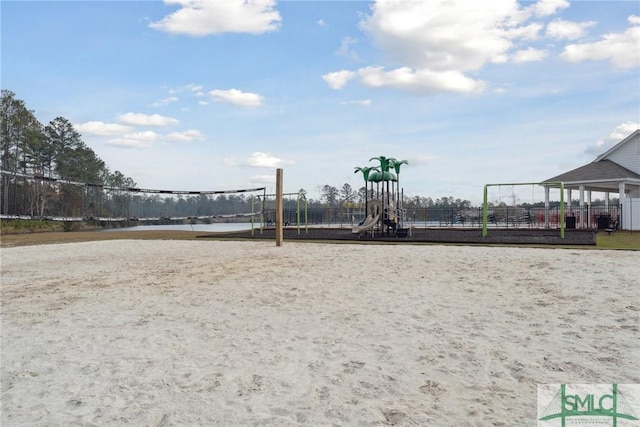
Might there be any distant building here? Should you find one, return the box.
[543,129,640,230]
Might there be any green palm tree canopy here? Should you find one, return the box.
[354,166,378,181]
[368,170,397,182]
[369,156,391,172]
[389,159,408,174]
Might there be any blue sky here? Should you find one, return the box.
[2,0,639,204]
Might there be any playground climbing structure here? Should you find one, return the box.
[353,156,409,237]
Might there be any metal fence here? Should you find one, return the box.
[2,202,623,231]
[281,205,622,230]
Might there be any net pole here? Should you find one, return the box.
[260,190,265,234]
[304,197,308,234]
[251,195,255,236]
[275,168,283,246]
[482,184,489,237]
[296,193,301,235]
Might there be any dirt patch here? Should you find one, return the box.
[199,227,596,246]
[0,230,206,248]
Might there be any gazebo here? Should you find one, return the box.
[542,129,640,230]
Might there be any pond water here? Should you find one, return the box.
[101,223,255,232]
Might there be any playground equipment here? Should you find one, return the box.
[353,156,409,237]
[482,181,566,238]
[253,189,308,236]
[352,199,381,235]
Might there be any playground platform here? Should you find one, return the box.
[199,227,596,245]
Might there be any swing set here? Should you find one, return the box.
[252,191,308,235]
[482,181,566,238]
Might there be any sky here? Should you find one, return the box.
[2,0,639,204]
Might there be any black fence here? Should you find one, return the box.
[266,205,622,230]
[2,200,622,231]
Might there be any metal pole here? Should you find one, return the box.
[305,197,308,234]
[275,168,283,246]
[258,195,264,234]
[296,192,300,235]
[560,182,565,239]
[482,185,488,237]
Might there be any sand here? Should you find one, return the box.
[1,240,638,426]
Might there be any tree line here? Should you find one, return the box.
[1,90,137,217]
[1,90,474,220]
[316,183,471,209]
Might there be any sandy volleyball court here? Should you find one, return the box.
[1,240,638,426]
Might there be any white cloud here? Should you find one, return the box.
[167,83,203,94]
[341,99,372,107]
[324,0,568,95]
[586,122,640,155]
[322,70,357,89]
[335,37,360,61]
[106,131,160,149]
[117,112,179,127]
[546,19,595,40]
[358,66,485,94]
[606,122,640,142]
[209,89,263,107]
[359,0,517,72]
[561,20,640,69]
[508,0,569,25]
[223,156,239,166]
[164,129,204,142]
[149,0,281,36]
[527,0,569,18]
[245,152,293,168]
[151,96,179,107]
[250,174,275,184]
[503,23,543,41]
[75,121,132,136]
[317,18,326,27]
[185,83,203,92]
[512,47,547,63]
[630,15,640,25]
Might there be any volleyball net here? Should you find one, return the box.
[0,170,266,222]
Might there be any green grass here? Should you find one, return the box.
[595,230,640,250]
[0,219,61,232]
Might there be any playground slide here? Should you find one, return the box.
[352,213,380,234]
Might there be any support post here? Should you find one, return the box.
[275,168,283,246]
[544,186,550,228]
[304,197,308,234]
[560,182,565,239]
[482,185,488,237]
[579,185,585,228]
[296,193,301,235]
[586,190,592,228]
[619,182,626,203]
[251,195,255,236]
